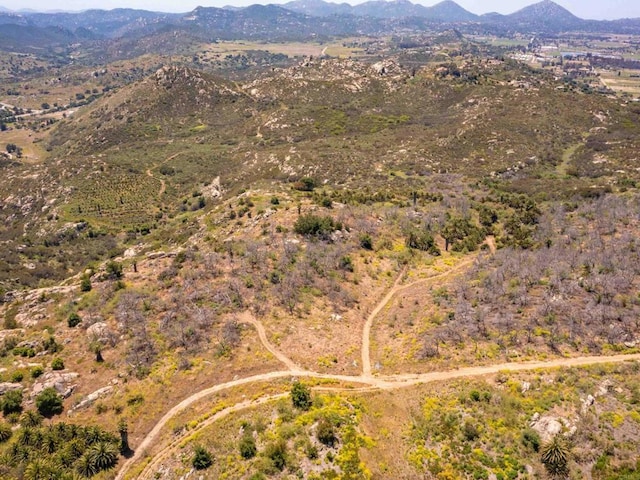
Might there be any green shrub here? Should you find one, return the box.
[295,177,317,191]
[105,261,123,280]
[239,434,257,459]
[1,389,23,415]
[10,371,24,382]
[339,255,354,272]
[264,439,287,471]
[51,358,65,370]
[35,387,63,417]
[192,445,213,470]
[406,229,440,255]
[13,346,35,358]
[462,421,480,441]
[80,275,92,292]
[30,366,44,378]
[305,441,318,459]
[42,336,60,353]
[68,312,82,328]
[359,234,373,250]
[316,417,337,446]
[522,428,541,452]
[126,393,144,406]
[293,214,342,239]
[291,381,312,410]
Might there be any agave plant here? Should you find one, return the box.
[541,434,570,478]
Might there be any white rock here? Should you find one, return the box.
[0,382,22,395]
[32,372,79,399]
[73,386,114,411]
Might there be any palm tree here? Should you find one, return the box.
[74,453,96,478]
[21,410,44,428]
[87,441,119,472]
[0,421,12,443]
[117,418,130,454]
[17,427,35,446]
[42,432,59,455]
[23,459,63,480]
[541,434,570,478]
[8,441,30,465]
[65,438,87,461]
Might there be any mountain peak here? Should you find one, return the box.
[428,0,477,21]
[507,0,582,30]
[510,0,579,20]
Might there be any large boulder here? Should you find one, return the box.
[0,382,22,395]
[71,386,114,412]
[86,321,115,344]
[32,372,79,399]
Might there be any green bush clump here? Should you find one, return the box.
[406,229,440,255]
[192,445,213,470]
[264,439,287,471]
[316,417,337,447]
[293,214,342,239]
[105,261,123,280]
[51,358,65,370]
[13,346,36,358]
[522,428,541,452]
[291,381,312,410]
[1,389,23,415]
[294,177,317,191]
[36,387,63,417]
[68,312,82,328]
[239,433,257,459]
[359,233,373,250]
[80,275,92,292]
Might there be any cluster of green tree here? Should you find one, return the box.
[293,214,344,239]
[441,215,485,252]
[0,418,125,479]
[495,193,540,249]
[5,143,22,158]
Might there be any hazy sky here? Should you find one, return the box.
[6,0,640,20]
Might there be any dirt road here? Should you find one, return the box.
[237,311,300,371]
[120,352,640,479]
[361,257,476,377]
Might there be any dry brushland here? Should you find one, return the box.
[1,28,640,480]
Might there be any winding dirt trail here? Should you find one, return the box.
[362,256,477,377]
[237,311,300,371]
[145,168,166,197]
[145,151,187,198]
[361,266,407,377]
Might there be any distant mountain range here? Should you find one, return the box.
[1,0,639,53]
